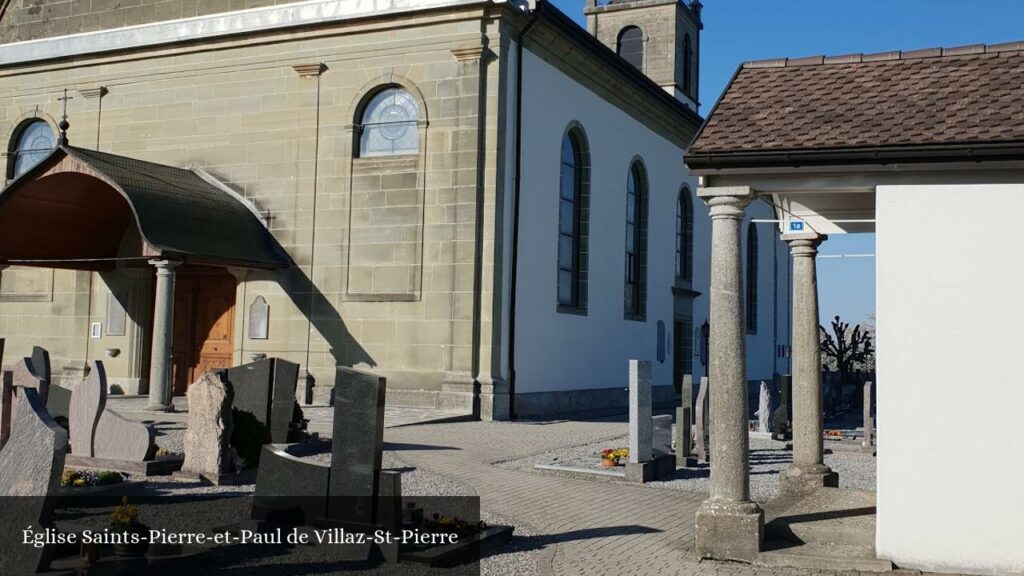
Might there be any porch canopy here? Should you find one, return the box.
[683,41,1024,563]
[0,145,290,270]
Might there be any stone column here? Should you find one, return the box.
[146,259,180,412]
[779,232,838,496]
[694,186,762,561]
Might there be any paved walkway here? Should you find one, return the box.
[382,419,814,576]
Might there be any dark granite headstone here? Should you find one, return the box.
[327,367,386,525]
[772,373,792,440]
[222,358,299,443]
[0,386,68,574]
[0,371,12,449]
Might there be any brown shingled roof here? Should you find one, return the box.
[688,41,1024,161]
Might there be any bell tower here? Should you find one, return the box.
[584,0,703,112]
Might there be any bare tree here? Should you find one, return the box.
[820,315,874,384]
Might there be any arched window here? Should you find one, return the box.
[557,128,590,310]
[676,187,693,281]
[357,87,419,157]
[617,26,644,71]
[624,161,647,318]
[683,34,693,95]
[7,119,54,180]
[745,222,759,333]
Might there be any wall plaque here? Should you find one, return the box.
[105,293,127,336]
[248,296,269,340]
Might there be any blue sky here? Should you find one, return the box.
[550,0,1024,326]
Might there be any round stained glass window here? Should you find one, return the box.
[359,87,419,157]
[11,120,55,179]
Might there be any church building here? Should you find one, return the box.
[0,0,790,419]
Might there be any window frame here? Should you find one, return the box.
[617,26,645,71]
[355,86,421,159]
[676,186,694,282]
[7,118,55,181]
[683,33,693,96]
[745,221,759,334]
[624,160,648,320]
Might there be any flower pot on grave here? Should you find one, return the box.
[600,458,619,469]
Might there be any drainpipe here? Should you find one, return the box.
[508,8,540,420]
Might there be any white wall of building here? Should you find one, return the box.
[514,49,689,394]
[513,49,790,399]
[876,183,1024,575]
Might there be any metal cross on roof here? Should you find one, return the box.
[57,88,73,146]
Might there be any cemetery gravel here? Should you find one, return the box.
[498,435,876,501]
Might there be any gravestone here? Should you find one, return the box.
[771,373,792,440]
[0,371,12,449]
[676,374,695,468]
[756,380,771,433]
[222,357,300,444]
[254,366,396,528]
[10,356,48,405]
[694,376,709,462]
[327,367,387,525]
[180,372,240,483]
[861,381,874,453]
[0,385,68,574]
[652,414,672,457]
[628,360,652,464]
[68,361,154,461]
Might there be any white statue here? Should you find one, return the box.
[755,381,771,433]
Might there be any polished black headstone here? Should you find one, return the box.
[327,367,386,525]
[222,358,299,443]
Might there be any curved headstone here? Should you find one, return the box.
[95,409,155,461]
[69,361,106,457]
[0,386,68,573]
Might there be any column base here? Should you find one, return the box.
[694,499,764,562]
[145,403,175,413]
[779,463,839,497]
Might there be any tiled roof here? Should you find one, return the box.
[688,41,1024,156]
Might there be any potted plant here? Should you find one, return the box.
[600,448,629,468]
[110,497,148,556]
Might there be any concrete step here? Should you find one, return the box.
[756,542,893,572]
[764,487,877,547]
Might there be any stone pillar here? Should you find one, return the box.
[779,233,838,496]
[694,186,762,561]
[146,259,180,412]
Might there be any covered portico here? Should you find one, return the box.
[684,42,1024,573]
[0,145,290,411]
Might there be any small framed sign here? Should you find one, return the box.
[90,322,102,339]
[788,220,805,232]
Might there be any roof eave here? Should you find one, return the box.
[685,141,1024,173]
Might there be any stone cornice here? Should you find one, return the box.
[0,0,500,67]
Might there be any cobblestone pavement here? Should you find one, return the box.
[382,419,946,576]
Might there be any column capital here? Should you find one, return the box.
[782,232,827,257]
[697,186,756,219]
[148,259,182,271]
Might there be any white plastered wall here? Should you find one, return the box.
[876,183,1024,575]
